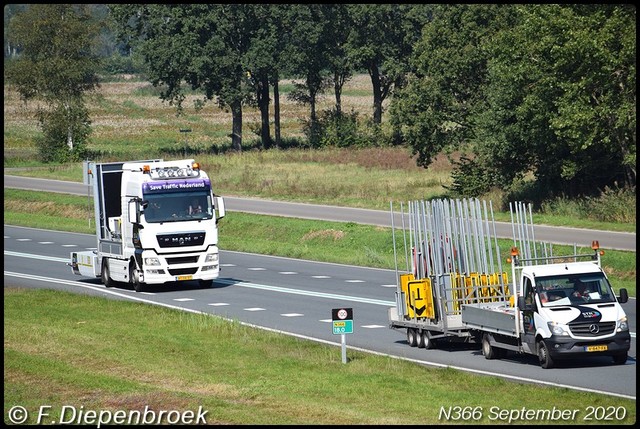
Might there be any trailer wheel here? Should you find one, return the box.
[101,259,114,288]
[416,330,426,348]
[129,263,145,293]
[407,328,418,347]
[481,333,498,360]
[537,340,554,369]
[423,331,437,350]
[612,353,627,365]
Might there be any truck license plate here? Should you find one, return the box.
[585,345,608,352]
[176,275,193,281]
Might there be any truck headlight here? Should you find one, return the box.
[547,322,569,336]
[618,317,629,332]
[144,257,161,266]
[205,253,219,263]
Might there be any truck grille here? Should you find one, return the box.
[166,256,199,265]
[157,232,205,248]
[569,321,616,337]
[169,267,198,276]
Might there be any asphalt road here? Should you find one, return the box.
[4,226,636,400]
[4,175,636,252]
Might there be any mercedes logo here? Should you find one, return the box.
[589,324,600,334]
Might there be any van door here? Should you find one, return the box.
[521,275,537,351]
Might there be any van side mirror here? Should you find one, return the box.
[617,288,629,304]
[517,296,526,310]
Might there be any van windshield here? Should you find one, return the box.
[142,191,212,223]
[536,272,617,307]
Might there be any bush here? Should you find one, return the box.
[35,104,91,163]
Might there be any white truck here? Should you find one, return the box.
[388,198,630,368]
[69,159,225,292]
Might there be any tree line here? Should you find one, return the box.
[4,4,635,200]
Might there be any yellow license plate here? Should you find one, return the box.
[585,345,608,352]
[177,275,193,281]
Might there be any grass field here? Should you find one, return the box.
[3,75,636,424]
[4,287,636,425]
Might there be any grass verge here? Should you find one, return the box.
[4,287,636,425]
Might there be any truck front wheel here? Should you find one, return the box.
[101,259,114,288]
[537,340,555,369]
[129,263,145,293]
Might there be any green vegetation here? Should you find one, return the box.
[4,288,636,425]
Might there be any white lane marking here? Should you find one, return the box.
[244,307,265,312]
[281,313,304,317]
[3,270,635,401]
[312,275,331,279]
[381,284,396,288]
[174,298,194,302]
[208,303,230,306]
[61,244,77,247]
[279,271,298,275]
[319,319,333,323]
[38,241,54,244]
[346,280,365,283]
[220,263,236,267]
[248,267,266,271]
[17,238,32,241]
[361,325,386,329]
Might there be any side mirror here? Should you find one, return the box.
[617,288,629,304]
[128,200,139,224]
[517,296,534,311]
[215,196,225,221]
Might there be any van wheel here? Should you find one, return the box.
[101,260,114,288]
[130,263,145,293]
[423,331,437,350]
[612,353,627,365]
[482,333,498,360]
[537,340,554,369]
[407,328,418,347]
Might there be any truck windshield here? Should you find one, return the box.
[142,191,212,223]
[536,272,617,307]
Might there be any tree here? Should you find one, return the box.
[478,4,636,197]
[109,4,255,152]
[5,4,101,161]
[346,4,430,125]
[390,4,515,170]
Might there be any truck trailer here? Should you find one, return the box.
[69,159,225,292]
[388,198,630,368]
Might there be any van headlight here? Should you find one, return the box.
[205,253,219,263]
[617,317,629,332]
[547,322,569,336]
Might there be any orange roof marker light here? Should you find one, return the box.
[591,240,605,256]
[192,162,200,171]
[142,164,151,174]
[507,246,519,264]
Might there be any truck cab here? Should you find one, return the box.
[516,260,630,368]
[70,159,226,292]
